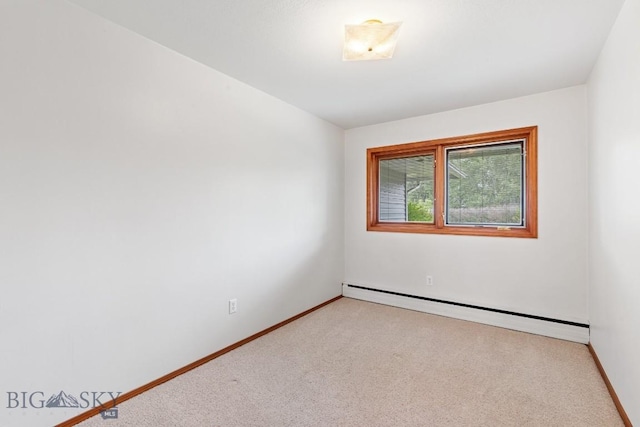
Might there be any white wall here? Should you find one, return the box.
[345,86,589,325]
[0,2,343,426]
[588,0,640,423]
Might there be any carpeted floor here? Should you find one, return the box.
[77,297,623,426]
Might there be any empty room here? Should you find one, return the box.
[1,1,638,426]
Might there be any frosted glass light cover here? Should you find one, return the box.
[343,21,402,61]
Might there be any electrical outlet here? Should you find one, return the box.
[426,275,433,286]
[229,298,237,314]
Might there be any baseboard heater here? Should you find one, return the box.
[343,283,590,343]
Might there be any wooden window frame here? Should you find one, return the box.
[367,126,538,238]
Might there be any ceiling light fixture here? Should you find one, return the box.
[343,19,402,61]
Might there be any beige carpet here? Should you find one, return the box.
[77,298,623,426]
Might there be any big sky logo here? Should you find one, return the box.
[6,390,121,410]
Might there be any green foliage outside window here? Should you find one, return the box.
[408,199,434,222]
[407,176,434,223]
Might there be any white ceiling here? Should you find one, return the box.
[68,0,625,129]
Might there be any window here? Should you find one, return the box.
[379,155,434,223]
[367,126,537,238]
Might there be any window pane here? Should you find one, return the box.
[446,142,524,226]
[380,155,434,223]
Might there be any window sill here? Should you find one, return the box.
[367,222,537,238]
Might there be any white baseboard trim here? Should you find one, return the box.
[342,284,589,344]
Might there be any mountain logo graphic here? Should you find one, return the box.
[45,391,80,408]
